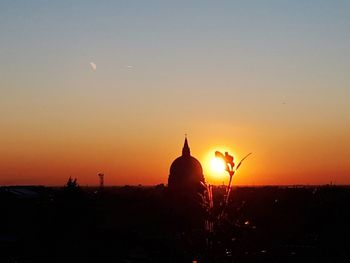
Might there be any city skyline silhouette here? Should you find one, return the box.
[1,2,350,261]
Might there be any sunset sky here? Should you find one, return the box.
[1,1,349,186]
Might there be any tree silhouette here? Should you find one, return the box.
[65,176,79,191]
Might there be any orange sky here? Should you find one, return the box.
[1,121,349,186]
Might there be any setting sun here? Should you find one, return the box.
[210,157,226,174]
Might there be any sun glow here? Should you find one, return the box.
[210,157,226,174]
[202,147,238,184]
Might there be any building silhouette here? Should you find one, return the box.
[168,137,207,229]
[168,137,205,191]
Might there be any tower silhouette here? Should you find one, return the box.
[98,173,104,188]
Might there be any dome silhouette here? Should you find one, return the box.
[168,138,205,191]
[167,138,207,230]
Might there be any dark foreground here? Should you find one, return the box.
[0,185,349,262]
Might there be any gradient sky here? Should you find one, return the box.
[1,1,349,186]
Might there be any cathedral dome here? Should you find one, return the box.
[168,138,205,189]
